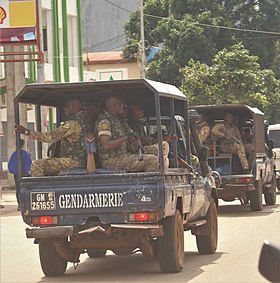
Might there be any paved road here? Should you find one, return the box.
[1,194,280,283]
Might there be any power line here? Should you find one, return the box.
[103,0,133,14]
[102,1,280,36]
[144,14,280,36]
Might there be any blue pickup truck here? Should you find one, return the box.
[15,79,218,276]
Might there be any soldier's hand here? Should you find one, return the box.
[128,132,138,142]
[164,134,178,142]
[142,136,154,145]
[14,124,26,134]
[85,132,95,142]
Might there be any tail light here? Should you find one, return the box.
[128,212,157,222]
[238,177,252,183]
[32,216,58,225]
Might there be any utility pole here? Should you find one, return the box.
[37,0,45,85]
[37,0,47,159]
[6,46,27,187]
[140,0,145,79]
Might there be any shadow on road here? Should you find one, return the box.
[218,202,280,218]
[38,251,223,282]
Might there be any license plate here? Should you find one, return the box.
[30,192,56,210]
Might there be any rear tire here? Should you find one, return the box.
[87,249,107,258]
[250,180,263,211]
[264,174,277,205]
[39,238,67,277]
[158,210,184,273]
[277,178,280,191]
[196,200,218,254]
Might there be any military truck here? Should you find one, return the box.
[15,79,218,277]
[267,124,280,191]
[193,104,277,211]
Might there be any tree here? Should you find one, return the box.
[180,43,280,122]
[123,0,227,86]
[221,0,280,70]
[272,40,280,79]
[123,0,280,85]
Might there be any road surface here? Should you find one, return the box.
[1,195,280,282]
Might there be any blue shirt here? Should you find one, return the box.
[8,150,32,175]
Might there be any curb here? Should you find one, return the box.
[0,190,19,215]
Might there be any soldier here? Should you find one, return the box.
[240,128,254,167]
[127,101,171,169]
[95,96,158,172]
[14,98,91,176]
[83,100,101,128]
[197,113,211,146]
[211,113,250,173]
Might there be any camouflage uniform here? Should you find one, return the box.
[197,120,210,145]
[211,122,249,170]
[128,119,170,168]
[241,130,254,166]
[30,111,90,176]
[96,112,158,172]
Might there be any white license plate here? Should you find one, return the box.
[30,192,56,210]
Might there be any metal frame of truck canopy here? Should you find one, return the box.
[14,79,189,178]
[193,104,266,155]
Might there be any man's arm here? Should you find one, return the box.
[99,135,128,150]
[14,121,80,143]
[199,126,210,143]
[96,118,128,151]
[211,123,225,139]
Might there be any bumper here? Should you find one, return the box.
[26,224,163,239]
[26,226,74,239]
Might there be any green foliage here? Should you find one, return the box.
[181,43,280,122]
[123,0,280,122]
[272,41,280,79]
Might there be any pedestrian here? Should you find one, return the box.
[14,98,91,176]
[8,138,32,210]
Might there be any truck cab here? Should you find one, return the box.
[192,104,277,211]
[15,79,218,276]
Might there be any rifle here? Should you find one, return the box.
[84,137,96,173]
[230,135,242,144]
[178,156,199,176]
[128,132,144,161]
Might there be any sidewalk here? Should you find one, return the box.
[0,188,19,215]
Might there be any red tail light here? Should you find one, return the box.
[238,177,252,183]
[40,216,53,225]
[134,213,148,221]
[128,212,157,222]
[32,216,58,225]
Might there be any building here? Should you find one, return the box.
[81,0,140,52]
[0,0,96,168]
[83,51,140,81]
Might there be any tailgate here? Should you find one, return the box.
[20,173,164,225]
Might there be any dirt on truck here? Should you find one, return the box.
[15,79,218,277]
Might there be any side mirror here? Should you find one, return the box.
[188,109,199,123]
[259,241,280,282]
